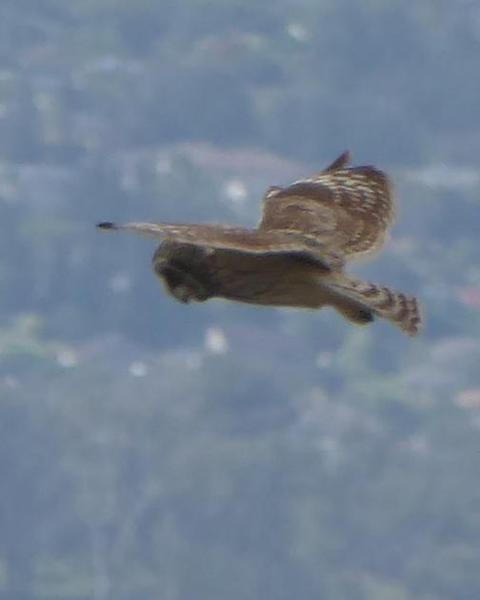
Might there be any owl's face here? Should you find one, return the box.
[152,241,214,303]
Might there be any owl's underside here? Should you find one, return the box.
[153,241,376,326]
[152,240,420,334]
[98,151,422,336]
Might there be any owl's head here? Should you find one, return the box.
[152,241,214,303]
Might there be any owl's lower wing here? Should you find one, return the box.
[97,221,344,272]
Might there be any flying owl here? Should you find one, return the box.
[98,151,422,335]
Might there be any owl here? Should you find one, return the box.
[98,151,422,336]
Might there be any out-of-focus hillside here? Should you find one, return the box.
[1,1,480,599]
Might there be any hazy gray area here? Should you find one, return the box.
[1,1,480,598]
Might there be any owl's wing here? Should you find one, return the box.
[323,150,351,172]
[97,222,344,271]
[259,152,395,261]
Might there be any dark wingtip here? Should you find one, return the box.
[97,221,117,230]
[325,150,351,172]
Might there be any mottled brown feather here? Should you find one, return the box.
[260,161,394,260]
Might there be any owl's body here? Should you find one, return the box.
[98,151,422,336]
[154,241,337,308]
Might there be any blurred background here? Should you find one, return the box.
[1,1,480,598]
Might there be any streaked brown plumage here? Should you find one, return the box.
[98,151,422,336]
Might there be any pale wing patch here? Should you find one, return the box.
[259,164,395,261]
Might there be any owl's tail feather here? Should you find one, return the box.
[327,275,423,336]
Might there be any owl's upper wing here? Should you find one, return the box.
[97,222,343,271]
[259,152,395,261]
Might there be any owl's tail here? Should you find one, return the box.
[326,274,423,336]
